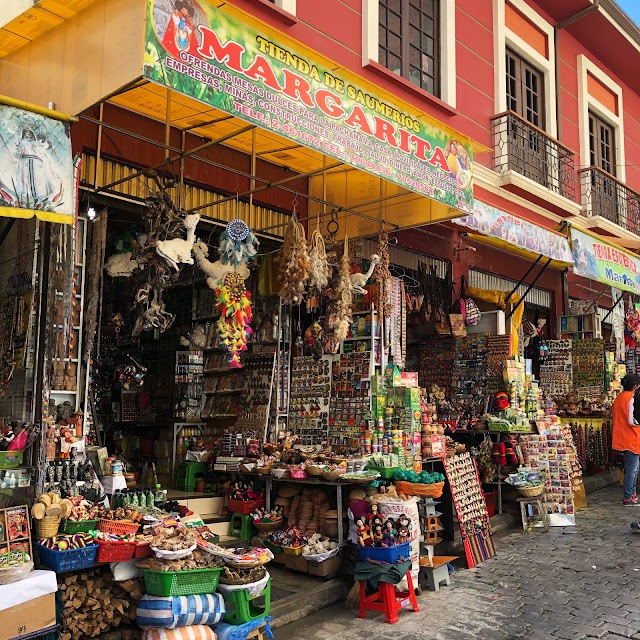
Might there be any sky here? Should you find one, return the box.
[615,0,640,25]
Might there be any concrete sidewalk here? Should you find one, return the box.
[277,483,640,640]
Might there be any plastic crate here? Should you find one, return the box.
[60,519,99,534]
[37,542,98,573]
[227,498,264,515]
[98,519,140,535]
[357,542,410,563]
[95,540,136,563]
[142,567,223,597]
[0,450,23,469]
[366,465,400,479]
[134,543,153,558]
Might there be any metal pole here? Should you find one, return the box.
[504,254,543,306]
[249,128,256,221]
[506,257,553,319]
[95,102,104,189]
[165,89,172,161]
[97,124,257,192]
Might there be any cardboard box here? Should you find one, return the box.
[284,553,309,573]
[308,553,341,577]
[1,592,56,640]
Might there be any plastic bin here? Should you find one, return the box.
[37,542,98,572]
[366,465,400,479]
[227,498,264,515]
[357,542,410,563]
[60,519,99,535]
[95,540,136,563]
[142,567,224,597]
[98,519,140,535]
[134,543,153,558]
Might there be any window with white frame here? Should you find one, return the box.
[363,0,456,107]
[378,0,440,96]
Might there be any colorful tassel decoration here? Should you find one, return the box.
[215,272,253,368]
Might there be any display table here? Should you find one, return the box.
[264,476,358,548]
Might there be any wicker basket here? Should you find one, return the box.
[256,467,271,476]
[394,480,445,498]
[306,465,326,477]
[36,515,61,538]
[253,519,284,535]
[323,470,345,482]
[517,485,545,498]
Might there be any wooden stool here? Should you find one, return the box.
[246,623,271,639]
[517,496,549,533]
[358,569,420,624]
[419,555,457,591]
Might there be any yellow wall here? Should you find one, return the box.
[0,0,144,115]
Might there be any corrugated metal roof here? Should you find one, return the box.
[469,269,552,308]
[357,238,448,279]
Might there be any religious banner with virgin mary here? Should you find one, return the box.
[0,96,75,224]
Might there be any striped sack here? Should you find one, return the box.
[137,593,225,629]
[141,625,217,640]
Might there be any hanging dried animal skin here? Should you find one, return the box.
[307,229,331,294]
[373,232,392,319]
[326,237,353,345]
[278,216,310,305]
[215,272,253,368]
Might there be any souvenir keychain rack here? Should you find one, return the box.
[443,452,495,568]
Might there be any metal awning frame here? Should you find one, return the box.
[82,82,412,235]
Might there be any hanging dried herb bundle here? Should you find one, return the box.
[373,231,392,319]
[278,215,310,305]
[306,228,331,311]
[327,236,353,344]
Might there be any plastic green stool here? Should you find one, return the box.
[224,579,271,624]
[229,513,255,542]
[175,462,208,492]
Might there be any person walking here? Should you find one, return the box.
[612,373,640,506]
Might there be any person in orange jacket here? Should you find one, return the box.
[612,373,640,506]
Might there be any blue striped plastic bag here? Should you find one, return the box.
[137,593,225,629]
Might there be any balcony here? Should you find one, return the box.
[490,111,577,205]
[579,167,640,236]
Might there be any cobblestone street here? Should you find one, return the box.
[279,484,640,640]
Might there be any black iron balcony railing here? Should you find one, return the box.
[490,111,577,202]
[579,166,640,235]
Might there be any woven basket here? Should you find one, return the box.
[394,480,445,498]
[253,519,284,534]
[323,470,345,482]
[256,467,271,476]
[36,515,61,538]
[306,465,326,477]
[517,485,545,498]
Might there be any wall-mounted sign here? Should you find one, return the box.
[454,201,574,263]
[143,0,474,212]
[570,226,640,293]
[0,98,74,224]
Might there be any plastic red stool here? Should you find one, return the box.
[358,569,420,624]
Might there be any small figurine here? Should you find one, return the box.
[0,422,16,451]
[382,519,397,547]
[397,525,410,544]
[356,517,373,547]
[397,513,412,536]
[373,523,384,546]
[370,513,384,530]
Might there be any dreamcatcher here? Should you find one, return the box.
[215,272,253,368]
[219,219,259,266]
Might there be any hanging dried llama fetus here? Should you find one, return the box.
[306,228,331,311]
[373,231,392,319]
[327,236,353,345]
[278,215,310,305]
